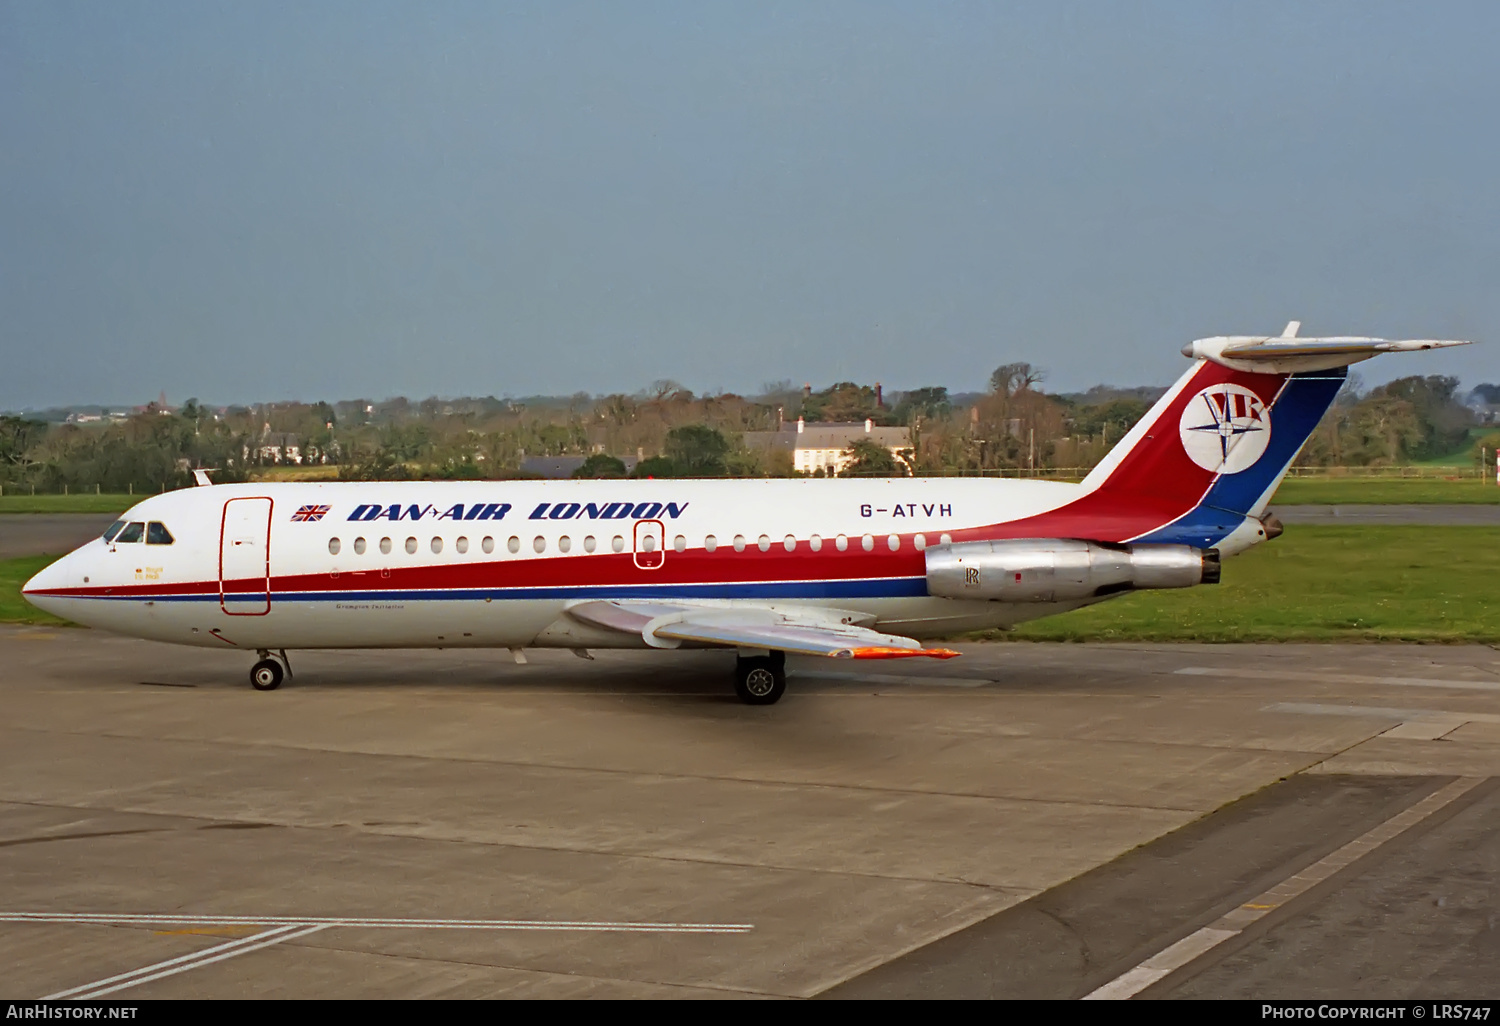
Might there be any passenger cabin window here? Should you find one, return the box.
[115,522,145,544]
[328,538,341,555]
[103,521,125,543]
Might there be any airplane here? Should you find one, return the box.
[22,325,1469,704]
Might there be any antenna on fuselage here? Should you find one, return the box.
[192,469,216,487]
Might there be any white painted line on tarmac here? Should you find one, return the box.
[2,912,754,932]
[45,924,325,1000]
[1176,666,1500,693]
[1083,776,1486,1000]
[23,912,755,1000]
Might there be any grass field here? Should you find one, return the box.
[0,556,70,626]
[0,494,139,514]
[251,466,342,482]
[5,526,1497,640]
[1004,525,1500,643]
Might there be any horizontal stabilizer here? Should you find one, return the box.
[1184,333,1471,373]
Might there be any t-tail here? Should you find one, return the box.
[1065,322,1472,549]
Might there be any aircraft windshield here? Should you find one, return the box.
[102,521,125,543]
[146,522,174,545]
[115,522,145,544]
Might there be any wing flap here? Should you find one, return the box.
[566,600,959,660]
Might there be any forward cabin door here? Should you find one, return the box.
[220,497,273,615]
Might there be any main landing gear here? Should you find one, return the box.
[249,649,292,692]
[734,651,786,706]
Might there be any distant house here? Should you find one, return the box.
[743,418,911,476]
[248,433,303,465]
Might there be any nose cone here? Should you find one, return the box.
[21,554,78,617]
[22,559,64,596]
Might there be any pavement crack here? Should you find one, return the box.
[1035,904,1095,975]
[0,827,169,848]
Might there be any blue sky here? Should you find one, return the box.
[3,1,1496,409]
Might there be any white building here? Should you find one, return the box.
[744,418,911,476]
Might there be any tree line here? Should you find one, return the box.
[2,370,1493,492]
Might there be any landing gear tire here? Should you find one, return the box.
[734,655,786,705]
[250,658,284,692]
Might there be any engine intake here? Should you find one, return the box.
[926,539,1219,603]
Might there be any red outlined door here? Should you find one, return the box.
[633,519,665,570]
[220,497,273,615]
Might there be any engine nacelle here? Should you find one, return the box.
[925,538,1220,603]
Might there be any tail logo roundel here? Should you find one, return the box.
[1178,384,1271,474]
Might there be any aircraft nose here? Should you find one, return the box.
[22,555,72,598]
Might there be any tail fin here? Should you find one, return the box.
[1072,325,1470,547]
[1080,358,1344,525]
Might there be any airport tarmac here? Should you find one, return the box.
[1,628,1496,998]
[1272,504,1500,526]
[0,515,116,559]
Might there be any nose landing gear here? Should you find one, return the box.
[249,649,292,691]
[734,651,786,705]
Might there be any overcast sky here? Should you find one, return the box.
[3,1,1496,410]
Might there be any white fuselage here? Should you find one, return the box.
[24,477,1263,652]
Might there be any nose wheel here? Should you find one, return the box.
[734,653,786,705]
[249,650,291,691]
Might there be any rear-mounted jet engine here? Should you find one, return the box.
[926,539,1220,603]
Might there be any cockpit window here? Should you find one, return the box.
[115,522,145,544]
[103,521,126,543]
[146,522,174,545]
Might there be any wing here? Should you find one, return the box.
[566,600,960,660]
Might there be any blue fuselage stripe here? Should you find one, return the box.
[64,578,931,603]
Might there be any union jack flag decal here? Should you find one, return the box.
[291,504,331,522]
